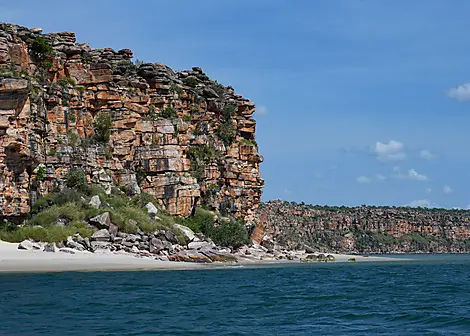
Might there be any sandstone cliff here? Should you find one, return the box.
[255,201,470,253]
[0,23,264,222]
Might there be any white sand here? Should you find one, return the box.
[0,241,399,273]
[0,241,206,273]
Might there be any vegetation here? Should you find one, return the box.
[187,145,219,180]
[217,104,237,146]
[170,83,185,96]
[182,208,249,249]
[183,76,199,87]
[57,77,76,88]
[161,106,178,119]
[35,165,46,182]
[93,111,113,142]
[30,36,55,60]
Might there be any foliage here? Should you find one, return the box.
[217,121,237,146]
[182,208,249,248]
[183,115,192,122]
[66,130,79,146]
[57,77,76,88]
[170,83,185,96]
[30,36,55,60]
[93,111,113,142]
[240,138,257,146]
[114,60,138,76]
[212,81,225,97]
[183,76,199,87]
[81,51,93,63]
[0,225,95,243]
[161,106,178,119]
[65,169,88,192]
[35,165,46,182]
[187,145,219,180]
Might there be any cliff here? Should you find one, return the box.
[254,201,470,253]
[0,23,264,222]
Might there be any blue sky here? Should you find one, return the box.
[3,0,470,208]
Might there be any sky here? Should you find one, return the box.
[2,0,470,209]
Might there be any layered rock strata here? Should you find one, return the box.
[255,201,470,253]
[0,23,264,222]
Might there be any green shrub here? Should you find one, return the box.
[209,219,250,249]
[28,202,85,227]
[36,165,46,182]
[30,36,55,60]
[212,82,225,97]
[93,111,113,142]
[66,169,88,192]
[217,121,237,146]
[57,77,76,88]
[161,106,178,119]
[183,76,199,87]
[181,208,214,233]
[170,83,185,96]
[187,145,219,180]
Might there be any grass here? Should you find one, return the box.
[0,225,95,243]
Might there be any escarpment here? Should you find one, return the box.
[0,23,264,222]
[255,201,470,253]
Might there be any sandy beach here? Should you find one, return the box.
[0,241,400,273]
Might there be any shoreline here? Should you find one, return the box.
[0,241,404,274]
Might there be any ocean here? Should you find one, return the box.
[1,255,470,335]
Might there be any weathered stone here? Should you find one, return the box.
[43,242,56,252]
[91,229,111,242]
[18,239,33,250]
[173,224,195,243]
[89,195,101,209]
[149,238,165,253]
[66,236,85,251]
[144,202,158,219]
[89,212,111,229]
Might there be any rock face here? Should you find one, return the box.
[255,201,470,253]
[0,23,263,222]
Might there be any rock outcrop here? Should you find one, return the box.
[0,23,263,222]
[255,201,470,253]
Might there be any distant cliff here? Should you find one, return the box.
[253,201,470,253]
[0,23,264,222]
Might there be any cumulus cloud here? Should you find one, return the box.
[409,199,432,208]
[407,169,428,181]
[375,174,387,181]
[420,150,438,160]
[256,105,268,116]
[373,140,406,162]
[443,185,453,194]
[356,176,371,184]
[425,188,432,194]
[447,83,470,101]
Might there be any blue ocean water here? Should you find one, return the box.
[1,255,470,335]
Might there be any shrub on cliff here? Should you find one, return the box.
[66,169,89,192]
[217,121,237,147]
[93,111,113,142]
[30,36,55,60]
[161,106,178,119]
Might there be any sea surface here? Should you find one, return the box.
[1,255,470,335]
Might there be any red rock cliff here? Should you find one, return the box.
[0,23,264,222]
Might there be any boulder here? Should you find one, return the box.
[130,246,140,254]
[201,250,238,263]
[149,238,165,253]
[188,241,214,250]
[18,240,33,250]
[59,248,76,254]
[155,230,178,244]
[348,258,356,262]
[173,224,195,243]
[43,242,56,252]
[91,229,111,242]
[145,202,158,218]
[89,212,111,229]
[326,254,335,262]
[89,195,101,209]
[91,241,112,251]
[66,236,85,251]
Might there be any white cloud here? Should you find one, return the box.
[356,176,371,184]
[256,105,268,116]
[407,169,428,181]
[375,174,387,181]
[447,83,470,101]
[443,185,453,194]
[425,188,432,194]
[409,199,431,208]
[420,149,438,160]
[373,140,406,162]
